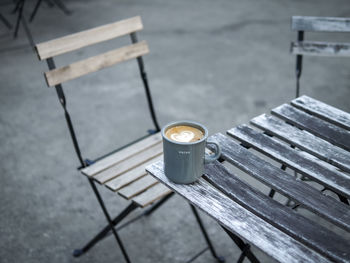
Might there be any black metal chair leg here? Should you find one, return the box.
[29,0,42,22]
[337,194,349,205]
[21,16,34,48]
[144,192,174,216]
[88,178,131,263]
[52,0,71,15]
[190,204,225,263]
[0,13,12,29]
[44,0,54,7]
[221,227,260,263]
[268,164,287,199]
[11,0,21,14]
[73,201,138,257]
[13,0,24,38]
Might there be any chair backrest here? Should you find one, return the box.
[36,16,147,86]
[290,16,350,97]
[291,16,350,57]
[35,16,160,168]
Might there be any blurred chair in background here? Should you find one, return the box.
[291,16,350,98]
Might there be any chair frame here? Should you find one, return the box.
[291,16,350,98]
[37,17,224,263]
[29,0,71,22]
[11,0,35,48]
[288,16,350,207]
[0,12,12,29]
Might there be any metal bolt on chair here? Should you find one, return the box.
[35,16,224,263]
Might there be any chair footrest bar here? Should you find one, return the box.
[185,247,209,263]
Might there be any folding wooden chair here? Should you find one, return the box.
[291,16,350,98]
[35,16,224,263]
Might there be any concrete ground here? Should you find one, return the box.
[1,0,350,262]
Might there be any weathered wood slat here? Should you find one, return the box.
[93,143,163,184]
[210,133,350,231]
[146,161,331,263]
[291,41,350,57]
[291,95,350,130]
[272,104,350,151]
[132,182,172,208]
[82,133,162,177]
[118,175,158,199]
[228,125,350,199]
[292,16,350,32]
[250,114,350,173]
[45,41,149,86]
[35,16,143,60]
[105,155,163,191]
[204,162,350,263]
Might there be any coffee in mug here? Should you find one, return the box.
[162,121,221,184]
[165,125,204,143]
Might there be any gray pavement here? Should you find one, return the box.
[0,0,349,262]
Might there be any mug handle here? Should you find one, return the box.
[204,141,222,164]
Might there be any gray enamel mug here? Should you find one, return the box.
[162,121,221,184]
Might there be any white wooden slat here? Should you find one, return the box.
[105,155,163,191]
[146,161,330,263]
[211,133,350,232]
[291,41,350,57]
[250,114,350,173]
[118,175,158,199]
[228,125,350,199]
[81,133,162,177]
[35,16,143,60]
[291,95,350,130]
[205,162,350,263]
[93,142,163,184]
[45,41,149,86]
[132,182,172,208]
[292,16,350,32]
[272,104,350,151]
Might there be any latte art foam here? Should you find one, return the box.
[165,125,204,143]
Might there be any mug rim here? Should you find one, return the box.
[161,120,208,145]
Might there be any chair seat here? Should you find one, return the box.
[81,133,172,207]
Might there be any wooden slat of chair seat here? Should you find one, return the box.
[228,125,350,199]
[35,16,143,60]
[251,114,350,173]
[291,95,350,130]
[291,41,350,57]
[292,16,350,32]
[105,155,163,191]
[82,133,162,177]
[132,183,172,208]
[272,104,350,151]
[118,175,158,199]
[93,142,163,184]
[45,41,149,87]
[211,133,350,232]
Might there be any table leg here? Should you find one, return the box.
[221,226,260,263]
[190,204,225,263]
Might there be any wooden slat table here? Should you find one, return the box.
[146,96,350,263]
